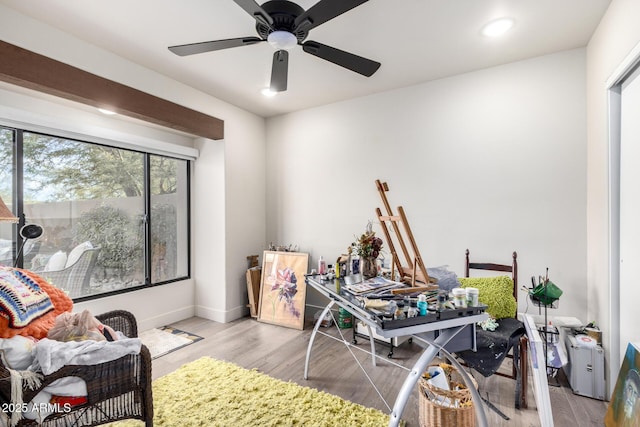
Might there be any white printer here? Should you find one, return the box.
[564,333,605,400]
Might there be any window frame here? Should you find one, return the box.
[1,124,192,301]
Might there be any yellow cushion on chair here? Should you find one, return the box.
[459,276,517,319]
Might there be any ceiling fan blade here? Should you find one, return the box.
[169,37,263,56]
[294,0,369,32]
[233,0,274,28]
[302,41,380,77]
[270,50,288,92]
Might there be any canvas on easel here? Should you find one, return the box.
[605,342,640,426]
[257,251,308,330]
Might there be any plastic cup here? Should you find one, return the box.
[466,287,479,307]
[452,288,467,308]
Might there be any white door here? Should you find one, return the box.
[619,64,640,360]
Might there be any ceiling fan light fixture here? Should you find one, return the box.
[261,87,278,97]
[481,17,514,37]
[267,31,297,50]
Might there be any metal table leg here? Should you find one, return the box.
[304,300,335,380]
[364,323,377,367]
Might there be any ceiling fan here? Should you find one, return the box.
[168,0,381,93]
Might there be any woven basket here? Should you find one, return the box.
[418,364,477,427]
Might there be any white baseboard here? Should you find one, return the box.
[196,303,247,323]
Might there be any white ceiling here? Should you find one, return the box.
[1,0,611,118]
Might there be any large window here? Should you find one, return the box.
[0,127,190,300]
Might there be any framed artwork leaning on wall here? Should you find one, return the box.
[257,251,309,330]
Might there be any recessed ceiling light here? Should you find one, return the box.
[481,18,514,37]
[97,108,117,115]
[261,88,277,97]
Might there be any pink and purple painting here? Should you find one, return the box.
[257,251,308,330]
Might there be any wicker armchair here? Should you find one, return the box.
[0,310,153,427]
[37,248,100,299]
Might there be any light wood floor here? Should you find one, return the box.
[149,315,608,426]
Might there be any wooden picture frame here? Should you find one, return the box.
[245,267,262,318]
[257,251,309,330]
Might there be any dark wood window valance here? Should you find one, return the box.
[0,41,224,140]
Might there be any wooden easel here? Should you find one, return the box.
[375,179,434,287]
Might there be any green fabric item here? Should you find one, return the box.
[459,276,516,319]
[531,280,563,305]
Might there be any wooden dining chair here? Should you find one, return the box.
[457,249,528,409]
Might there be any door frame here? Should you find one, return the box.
[607,40,640,388]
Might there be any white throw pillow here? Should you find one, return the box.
[44,251,67,272]
[0,335,37,370]
[65,241,92,268]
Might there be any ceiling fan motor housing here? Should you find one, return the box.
[256,0,308,43]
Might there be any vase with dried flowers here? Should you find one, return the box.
[350,221,383,279]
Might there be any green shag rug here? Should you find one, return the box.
[107,357,390,426]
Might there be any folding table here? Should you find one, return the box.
[304,275,489,427]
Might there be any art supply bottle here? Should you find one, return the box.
[318,256,326,275]
[417,294,428,316]
[546,321,557,344]
[407,300,418,318]
[437,291,448,310]
[326,264,335,280]
[387,301,398,321]
[395,302,406,320]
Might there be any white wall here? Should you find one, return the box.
[586,0,640,394]
[191,120,268,323]
[0,4,267,326]
[266,49,588,319]
[223,115,267,317]
[76,281,195,332]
